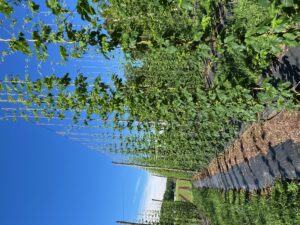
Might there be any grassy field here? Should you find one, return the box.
[175,180,194,202]
[192,180,300,225]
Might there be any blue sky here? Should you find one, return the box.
[0,119,149,225]
[0,2,162,224]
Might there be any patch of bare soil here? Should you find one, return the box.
[193,111,300,181]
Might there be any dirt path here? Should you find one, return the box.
[193,111,300,191]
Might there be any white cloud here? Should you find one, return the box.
[135,176,142,192]
[133,176,142,204]
[139,174,167,215]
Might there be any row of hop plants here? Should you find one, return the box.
[133,201,201,225]
[1,1,296,224]
[0,72,166,157]
[116,0,300,170]
[0,0,300,172]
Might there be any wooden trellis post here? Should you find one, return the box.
[112,161,197,173]
[116,221,148,225]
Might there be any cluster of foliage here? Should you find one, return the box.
[139,179,196,224]
[159,201,200,225]
[0,0,113,61]
[163,178,175,201]
[140,201,201,225]
[1,0,300,172]
[110,0,300,170]
[0,74,116,124]
[150,168,194,180]
[193,180,300,225]
[1,1,300,224]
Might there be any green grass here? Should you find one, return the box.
[192,180,300,225]
[175,180,193,202]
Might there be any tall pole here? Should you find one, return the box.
[116,221,148,225]
[152,199,163,203]
[112,161,197,173]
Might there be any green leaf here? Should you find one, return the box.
[283,33,296,41]
[76,0,95,22]
[256,26,269,34]
[42,25,51,41]
[59,46,69,61]
[258,0,271,7]
[59,73,71,87]
[224,35,235,44]
[0,0,13,17]
[28,0,40,13]
[223,80,232,89]
[181,1,193,11]
[24,16,32,23]
[9,32,32,55]
[201,16,211,30]
[46,0,67,15]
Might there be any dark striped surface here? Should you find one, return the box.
[193,140,300,191]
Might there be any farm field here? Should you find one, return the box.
[175,180,193,202]
[0,0,300,224]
